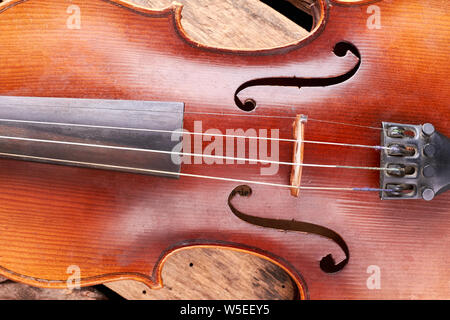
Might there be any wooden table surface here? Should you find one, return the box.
[0,0,311,300]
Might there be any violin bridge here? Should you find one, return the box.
[290,114,308,197]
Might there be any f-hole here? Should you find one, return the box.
[234,41,361,112]
[228,185,350,273]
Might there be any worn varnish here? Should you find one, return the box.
[0,0,448,300]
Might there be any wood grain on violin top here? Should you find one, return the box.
[0,0,448,300]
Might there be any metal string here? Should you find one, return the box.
[0,118,389,150]
[0,102,384,130]
[0,152,392,193]
[0,134,398,173]
[184,111,383,131]
[0,115,394,193]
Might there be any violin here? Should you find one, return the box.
[0,0,448,300]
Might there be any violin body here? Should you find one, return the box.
[0,0,448,299]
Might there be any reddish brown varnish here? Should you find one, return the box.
[0,0,448,299]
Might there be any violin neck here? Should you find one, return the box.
[0,96,184,177]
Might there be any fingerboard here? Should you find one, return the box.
[0,96,184,177]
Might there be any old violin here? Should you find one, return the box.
[0,0,448,299]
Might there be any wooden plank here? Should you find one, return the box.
[0,281,106,300]
[133,0,308,48]
[105,248,296,300]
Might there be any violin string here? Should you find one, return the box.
[307,118,382,131]
[0,151,392,193]
[0,103,383,131]
[184,111,383,130]
[0,134,399,173]
[0,118,389,151]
